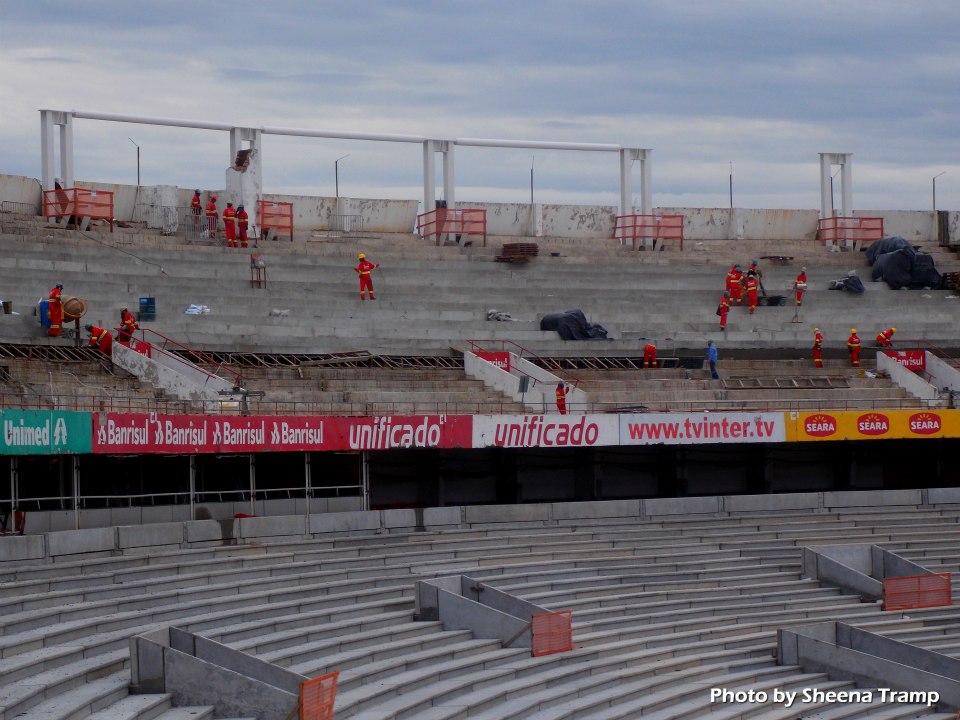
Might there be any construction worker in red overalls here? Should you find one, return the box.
[847,328,861,367]
[190,190,202,232]
[813,327,824,368]
[205,194,219,241]
[555,382,570,415]
[118,307,139,343]
[643,343,658,369]
[222,202,237,247]
[47,283,63,337]
[876,327,896,348]
[237,205,249,248]
[726,265,743,305]
[355,253,380,300]
[718,292,730,332]
[85,324,113,357]
[744,271,759,315]
[794,268,808,307]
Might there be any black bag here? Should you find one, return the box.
[716,304,723,316]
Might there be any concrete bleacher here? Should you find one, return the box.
[0,211,957,359]
[2,492,959,718]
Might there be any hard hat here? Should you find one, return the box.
[814,327,820,332]
[358,252,365,259]
[194,189,200,194]
[801,266,807,272]
[84,324,93,332]
[56,284,63,290]
[851,328,857,334]
[891,327,896,333]
[121,307,127,313]
[237,205,244,210]
[211,194,217,200]
[751,258,758,265]
[226,202,233,206]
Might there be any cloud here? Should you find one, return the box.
[1,0,958,210]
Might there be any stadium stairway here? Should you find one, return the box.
[1,503,959,718]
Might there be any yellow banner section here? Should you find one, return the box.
[785,409,960,442]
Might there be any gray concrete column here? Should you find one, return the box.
[422,140,436,214]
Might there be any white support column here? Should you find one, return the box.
[249,454,256,517]
[619,148,651,216]
[227,127,262,218]
[819,152,853,218]
[60,114,74,189]
[360,452,370,512]
[840,156,853,217]
[441,141,455,209]
[422,140,436,215]
[304,452,312,520]
[819,154,833,219]
[40,111,57,192]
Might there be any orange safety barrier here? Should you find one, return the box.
[817,216,883,249]
[883,573,952,611]
[299,671,338,720]
[531,609,574,657]
[43,188,114,231]
[258,200,294,242]
[417,208,487,247]
[613,214,684,251]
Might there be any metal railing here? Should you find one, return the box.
[1,200,39,215]
[330,214,364,234]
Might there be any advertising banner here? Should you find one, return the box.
[92,414,474,454]
[475,351,511,372]
[472,414,619,448]
[881,350,925,372]
[786,409,960,441]
[620,412,786,445]
[0,409,92,455]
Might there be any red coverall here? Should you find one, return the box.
[555,384,569,415]
[847,332,861,367]
[47,285,63,337]
[205,199,219,239]
[745,275,759,314]
[88,326,113,357]
[643,343,657,369]
[719,294,730,331]
[726,267,743,305]
[794,272,807,306]
[119,309,139,343]
[190,192,201,215]
[222,204,237,246]
[813,330,823,368]
[237,208,249,247]
[876,328,895,347]
[355,258,380,299]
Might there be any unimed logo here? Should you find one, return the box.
[804,413,837,438]
[909,412,942,435]
[857,412,890,436]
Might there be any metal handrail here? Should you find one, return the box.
[135,327,245,389]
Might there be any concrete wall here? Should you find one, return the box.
[3,172,958,241]
[877,352,940,403]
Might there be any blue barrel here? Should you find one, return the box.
[139,296,156,322]
[39,299,50,327]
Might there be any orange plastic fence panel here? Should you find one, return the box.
[883,573,951,611]
[299,671,338,720]
[43,188,114,222]
[257,200,294,241]
[613,214,684,250]
[531,609,574,657]
[417,208,487,246]
[817,216,883,246]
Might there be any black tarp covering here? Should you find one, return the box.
[539,309,609,340]
[829,274,866,293]
[865,236,942,290]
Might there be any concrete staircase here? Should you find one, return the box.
[1,501,959,718]
[1,211,958,357]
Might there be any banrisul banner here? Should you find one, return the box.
[620,412,786,445]
[92,413,474,453]
[1,409,92,454]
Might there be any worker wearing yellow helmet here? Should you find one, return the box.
[354,252,380,300]
[876,327,896,348]
[847,328,862,367]
[813,327,824,368]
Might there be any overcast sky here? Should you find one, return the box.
[3,1,958,211]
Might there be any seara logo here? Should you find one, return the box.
[909,412,942,435]
[804,413,837,438]
[857,412,889,436]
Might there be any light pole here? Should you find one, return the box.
[530,155,535,206]
[830,167,841,216]
[334,154,349,207]
[933,171,946,212]
[728,162,733,209]
[128,137,140,186]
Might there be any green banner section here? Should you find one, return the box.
[0,409,92,455]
